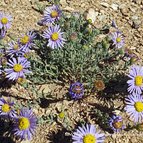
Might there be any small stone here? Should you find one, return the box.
[38,84,51,94]
[63,6,74,12]
[131,15,138,20]
[86,8,98,24]
[60,0,67,6]
[132,20,142,29]
[111,3,119,10]
[101,2,109,8]
[119,4,126,9]
[120,8,130,16]
[81,3,86,7]
[98,15,107,21]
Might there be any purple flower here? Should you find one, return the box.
[19,31,36,51]
[69,82,84,100]
[72,124,105,143]
[0,28,6,39]
[125,94,143,123]
[13,108,37,140]
[5,57,31,81]
[111,31,124,48]
[111,20,118,29]
[127,65,143,94]
[0,98,16,118]
[41,5,62,25]
[6,41,24,57]
[109,115,125,132]
[0,12,12,30]
[43,25,66,49]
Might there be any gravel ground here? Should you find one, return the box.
[0,0,143,143]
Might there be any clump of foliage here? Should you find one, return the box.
[30,12,130,91]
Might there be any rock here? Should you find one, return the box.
[38,84,52,94]
[120,8,130,16]
[101,2,109,8]
[85,8,98,24]
[60,0,68,7]
[111,3,119,11]
[63,6,75,12]
[131,15,138,20]
[132,20,142,29]
[98,15,107,21]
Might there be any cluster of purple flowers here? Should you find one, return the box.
[110,21,124,49]
[124,65,143,123]
[0,12,12,39]
[0,97,37,140]
[0,14,36,81]
[4,31,36,81]
[41,5,66,49]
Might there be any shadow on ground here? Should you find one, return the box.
[47,128,72,143]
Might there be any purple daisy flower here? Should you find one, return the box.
[111,31,124,49]
[69,82,84,100]
[41,5,62,25]
[0,97,16,118]
[43,25,66,49]
[111,20,118,29]
[127,65,143,94]
[125,94,143,123]
[6,41,24,57]
[13,108,37,140]
[109,115,125,132]
[72,124,105,143]
[0,12,12,30]
[5,57,31,81]
[19,31,36,51]
[0,28,6,39]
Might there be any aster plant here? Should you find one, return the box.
[125,94,143,123]
[110,31,124,49]
[0,97,16,118]
[6,41,24,57]
[72,124,105,143]
[0,12,12,30]
[41,5,62,25]
[127,65,143,94]
[5,57,31,81]
[31,9,131,91]
[19,31,36,51]
[109,115,125,132]
[69,82,84,100]
[13,108,37,140]
[43,24,66,49]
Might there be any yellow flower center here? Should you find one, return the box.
[20,35,30,44]
[1,17,8,24]
[113,121,123,129]
[51,32,59,41]
[17,77,26,84]
[135,76,143,86]
[72,85,82,94]
[51,11,58,18]
[13,64,23,72]
[1,104,11,113]
[134,102,143,112]
[18,117,30,130]
[116,37,121,43]
[13,44,19,50]
[58,112,65,119]
[94,80,105,91]
[83,134,96,143]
